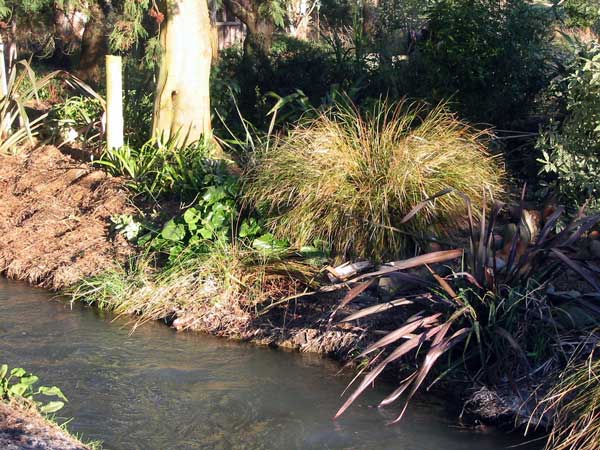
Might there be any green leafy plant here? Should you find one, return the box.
[52,95,104,146]
[561,0,600,30]
[243,98,504,260]
[150,181,240,260]
[406,0,553,125]
[333,193,600,423]
[0,364,67,414]
[538,39,600,212]
[96,135,231,201]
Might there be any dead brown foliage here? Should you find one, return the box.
[0,145,133,289]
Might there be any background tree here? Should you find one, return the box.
[223,0,287,57]
[152,0,213,143]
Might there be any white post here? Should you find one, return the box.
[0,36,8,100]
[105,55,124,150]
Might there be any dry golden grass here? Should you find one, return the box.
[68,243,320,332]
[243,99,505,260]
[534,348,600,450]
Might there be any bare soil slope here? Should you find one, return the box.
[0,145,133,289]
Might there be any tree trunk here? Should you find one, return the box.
[243,16,274,59]
[223,0,275,59]
[152,0,212,146]
[76,3,107,86]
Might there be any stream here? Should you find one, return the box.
[0,278,539,450]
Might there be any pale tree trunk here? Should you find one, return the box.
[152,0,212,146]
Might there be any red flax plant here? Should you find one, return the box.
[332,189,600,424]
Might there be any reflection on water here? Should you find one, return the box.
[0,278,536,450]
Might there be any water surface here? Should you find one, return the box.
[0,278,536,450]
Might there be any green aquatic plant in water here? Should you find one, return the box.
[0,364,67,414]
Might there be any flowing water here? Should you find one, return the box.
[0,278,538,450]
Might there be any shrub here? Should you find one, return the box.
[212,37,362,130]
[243,99,504,260]
[561,0,600,30]
[407,0,553,126]
[537,39,600,212]
[51,95,104,146]
[333,199,600,423]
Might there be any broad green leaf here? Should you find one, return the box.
[40,401,65,414]
[19,376,38,386]
[8,383,28,397]
[239,219,261,238]
[183,208,200,225]
[253,233,289,253]
[161,220,186,242]
[39,386,68,401]
[10,368,26,377]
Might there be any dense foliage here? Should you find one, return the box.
[408,0,553,125]
[538,39,600,212]
[2,1,600,448]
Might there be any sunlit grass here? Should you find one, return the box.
[243,99,505,260]
[534,347,600,450]
[68,242,320,331]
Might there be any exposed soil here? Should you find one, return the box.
[0,145,134,289]
[0,401,91,450]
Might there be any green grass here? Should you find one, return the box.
[243,99,505,260]
[95,134,234,202]
[68,242,320,331]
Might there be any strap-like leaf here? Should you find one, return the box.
[340,298,413,323]
[350,249,464,283]
[551,249,600,292]
[358,314,441,358]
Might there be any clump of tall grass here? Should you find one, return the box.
[0,60,101,155]
[68,242,319,331]
[532,346,600,450]
[243,99,504,260]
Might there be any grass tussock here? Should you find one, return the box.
[535,346,600,450]
[243,99,504,260]
[68,243,320,332]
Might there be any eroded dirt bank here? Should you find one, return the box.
[0,145,133,289]
[0,401,91,450]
